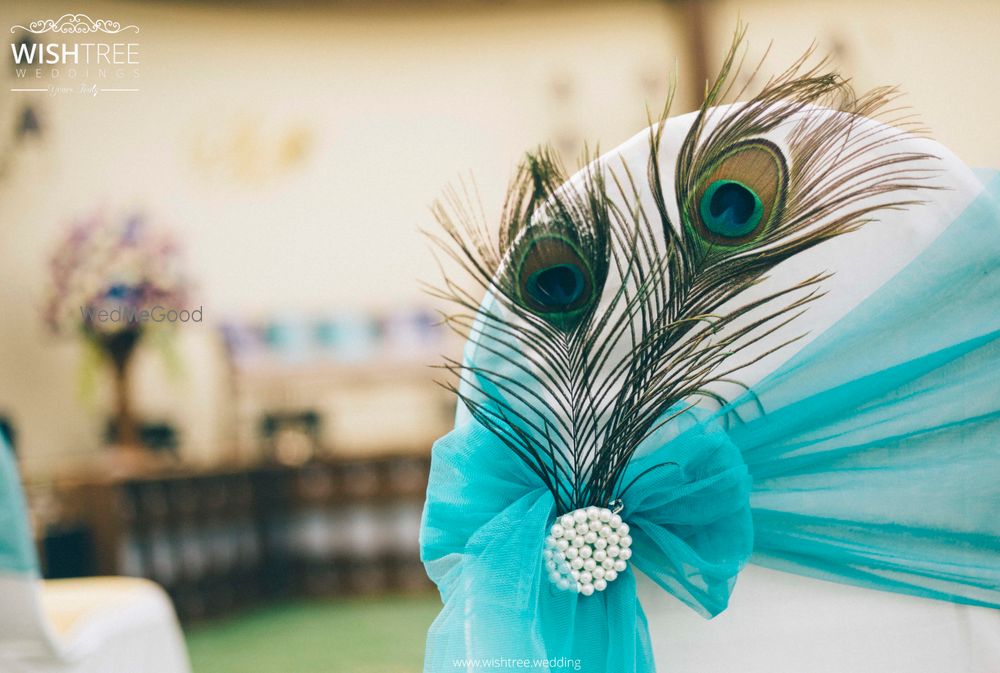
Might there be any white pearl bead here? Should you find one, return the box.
[570,557,584,570]
[561,514,574,529]
[618,523,630,536]
[579,571,592,584]
[575,524,589,536]
[602,558,615,570]
[579,545,592,559]
[573,510,587,524]
[551,524,565,538]
[594,578,608,592]
[558,562,571,574]
[593,549,607,562]
[599,508,611,523]
[588,519,602,532]
[620,535,632,549]
[545,560,556,572]
[620,548,632,560]
[614,559,627,572]
[565,547,578,560]
[549,571,561,583]
[571,569,580,580]
[608,534,620,546]
[604,569,617,582]
[610,514,622,528]
[580,583,595,597]
[545,535,556,548]
[583,558,596,571]
[592,567,605,580]
[571,537,584,549]
[584,531,597,544]
[543,549,553,560]
[608,545,620,558]
[586,506,600,520]
[557,539,569,551]
[557,578,571,591]
[599,526,612,538]
[594,538,607,550]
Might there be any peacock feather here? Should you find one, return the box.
[427,27,938,515]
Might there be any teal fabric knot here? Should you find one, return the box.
[420,407,753,673]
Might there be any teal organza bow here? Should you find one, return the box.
[422,405,753,672]
[421,172,1000,672]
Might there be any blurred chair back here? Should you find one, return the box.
[0,436,61,660]
[0,437,192,672]
[0,436,38,575]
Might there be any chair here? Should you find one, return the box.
[0,439,192,673]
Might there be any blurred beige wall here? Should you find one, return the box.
[0,0,997,478]
[704,0,1000,167]
[0,1,682,477]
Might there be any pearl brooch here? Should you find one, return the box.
[545,505,632,596]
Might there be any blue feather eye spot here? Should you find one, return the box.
[689,139,787,249]
[526,263,585,308]
[513,233,596,329]
[699,179,764,238]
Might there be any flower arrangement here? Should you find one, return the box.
[43,209,190,449]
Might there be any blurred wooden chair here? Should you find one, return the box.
[0,439,191,673]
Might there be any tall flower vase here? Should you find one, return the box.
[96,328,142,450]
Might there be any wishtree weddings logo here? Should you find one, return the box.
[9,13,140,96]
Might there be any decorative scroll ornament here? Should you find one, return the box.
[10,13,139,35]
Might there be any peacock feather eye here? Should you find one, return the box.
[687,139,787,249]
[512,233,596,330]
[699,179,764,237]
[526,263,585,308]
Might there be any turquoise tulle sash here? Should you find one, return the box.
[729,170,1000,608]
[421,171,1000,672]
[0,438,38,575]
